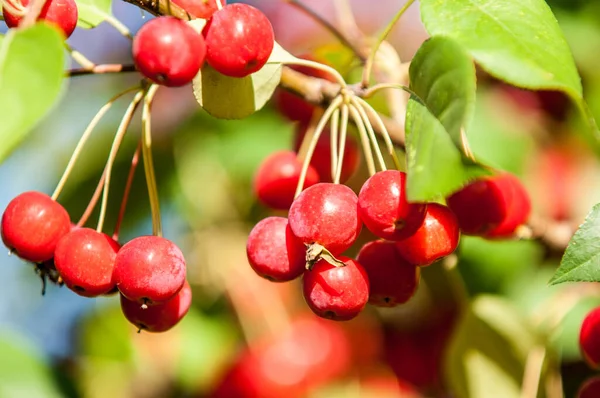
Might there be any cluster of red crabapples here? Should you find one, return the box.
[0,191,190,333]
[131,1,275,87]
[248,153,532,320]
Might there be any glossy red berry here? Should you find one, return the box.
[302,256,369,321]
[246,217,306,282]
[133,16,206,87]
[356,240,420,307]
[358,170,427,241]
[1,191,71,263]
[395,203,460,267]
[253,151,320,210]
[203,3,274,78]
[293,124,361,183]
[446,173,531,237]
[113,235,186,305]
[578,377,600,398]
[171,0,225,19]
[120,280,192,332]
[54,228,120,297]
[3,0,78,38]
[288,183,362,256]
[580,307,600,369]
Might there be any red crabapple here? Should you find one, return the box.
[54,228,120,297]
[580,307,600,369]
[302,256,369,321]
[113,235,187,305]
[395,203,460,267]
[121,280,192,332]
[358,170,427,241]
[203,3,274,78]
[133,16,206,87]
[288,183,362,256]
[293,124,361,183]
[246,217,306,282]
[171,0,225,19]
[356,240,420,307]
[3,0,78,38]
[446,173,531,237]
[253,151,319,210]
[578,377,600,398]
[1,191,71,263]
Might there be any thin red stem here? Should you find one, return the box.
[112,140,142,241]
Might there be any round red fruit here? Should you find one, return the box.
[288,183,362,256]
[302,256,369,321]
[580,307,600,369]
[578,377,600,398]
[356,240,420,307]
[3,0,78,38]
[294,123,361,183]
[446,173,531,237]
[120,280,192,333]
[358,170,427,240]
[133,16,206,87]
[395,203,460,266]
[254,151,319,210]
[113,235,186,305]
[246,217,306,282]
[203,3,274,78]
[1,191,71,263]
[54,228,120,297]
[171,0,225,19]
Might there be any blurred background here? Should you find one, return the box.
[2,0,600,397]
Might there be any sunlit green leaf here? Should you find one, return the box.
[0,24,65,164]
[76,0,113,29]
[409,36,476,147]
[550,203,600,284]
[405,98,487,202]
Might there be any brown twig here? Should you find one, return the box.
[68,64,137,77]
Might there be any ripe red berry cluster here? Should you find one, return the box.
[1,191,191,333]
[3,0,78,38]
[249,153,531,321]
[132,1,275,87]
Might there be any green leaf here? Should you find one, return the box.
[409,36,476,147]
[419,0,581,97]
[405,98,487,202]
[445,295,534,398]
[76,0,113,28]
[0,24,65,164]
[192,42,296,120]
[550,203,600,284]
[0,332,63,398]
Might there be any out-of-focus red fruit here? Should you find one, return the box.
[274,54,336,123]
[446,173,531,238]
[578,376,600,398]
[360,372,423,398]
[580,307,600,369]
[253,150,320,210]
[212,315,351,397]
[531,145,573,221]
[294,123,361,183]
[3,0,78,38]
